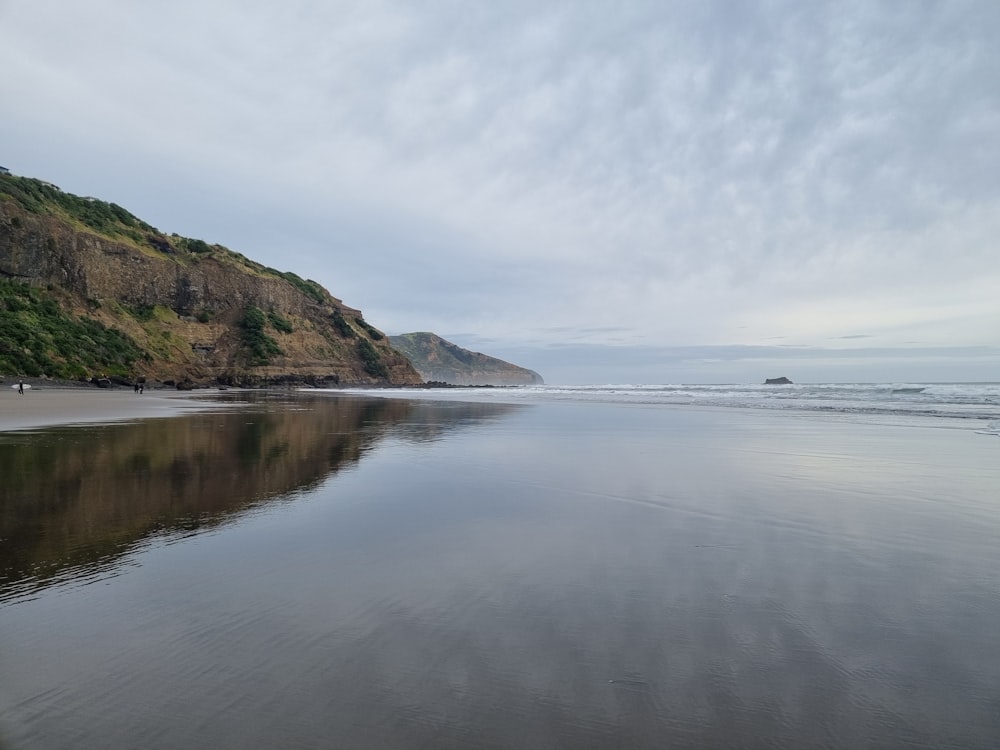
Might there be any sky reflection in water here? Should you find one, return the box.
[2,394,999,749]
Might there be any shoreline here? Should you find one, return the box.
[0,385,237,432]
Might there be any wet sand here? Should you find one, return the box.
[2,395,999,749]
[0,386,234,432]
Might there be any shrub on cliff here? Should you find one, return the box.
[357,338,388,378]
[354,317,384,340]
[240,305,283,366]
[181,238,212,254]
[267,310,293,333]
[331,309,355,338]
[127,304,156,322]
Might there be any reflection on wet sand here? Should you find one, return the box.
[0,393,520,600]
[3,399,1000,749]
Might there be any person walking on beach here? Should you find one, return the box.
[17,380,24,395]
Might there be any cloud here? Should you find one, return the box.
[1,0,998,382]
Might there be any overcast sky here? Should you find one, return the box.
[2,1,998,383]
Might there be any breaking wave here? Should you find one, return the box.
[332,382,1000,425]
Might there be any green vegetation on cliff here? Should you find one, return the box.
[266,310,294,334]
[357,338,389,378]
[0,174,155,242]
[354,317,385,340]
[0,278,148,378]
[330,309,356,338]
[0,173,334,298]
[265,270,327,304]
[240,305,284,366]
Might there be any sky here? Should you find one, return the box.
[2,0,998,384]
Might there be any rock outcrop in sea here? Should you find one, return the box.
[764,376,793,385]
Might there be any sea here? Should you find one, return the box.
[339,381,1000,429]
[1,382,998,748]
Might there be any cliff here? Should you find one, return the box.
[0,173,421,385]
[389,332,543,386]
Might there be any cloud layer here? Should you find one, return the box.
[2,1,998,382]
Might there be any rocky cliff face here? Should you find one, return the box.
[390,332,543,386]
[0,174,421,385]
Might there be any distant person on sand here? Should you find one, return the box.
[139,383,144,394]
[18,380,24,395]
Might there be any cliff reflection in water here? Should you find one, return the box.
[0,393,520,600]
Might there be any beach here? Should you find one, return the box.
[1,389,999,748]
[0,385,241,432]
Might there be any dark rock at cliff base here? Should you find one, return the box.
[764,376,793,385]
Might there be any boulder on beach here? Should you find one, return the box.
[764,376,793,385]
